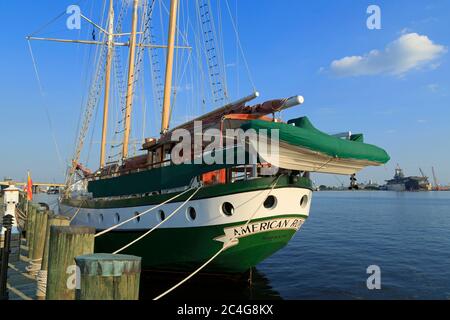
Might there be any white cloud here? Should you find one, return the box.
[427,83,439,93]
[329,33,447,77]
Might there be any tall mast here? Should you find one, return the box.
[161,0,179,134]
[100,0,114,168]
[122,0,140,159]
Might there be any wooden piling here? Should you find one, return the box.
[30,209,49,264]
[46,226,95,300]
[26,208,49,276]
[36,214,71,300]
[75,254,141,300]
[26,205,38,258]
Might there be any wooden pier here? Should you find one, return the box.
[6,242,37,300]
[1,194,141,301]
[1,196,35,300]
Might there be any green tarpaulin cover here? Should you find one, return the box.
[242,117,390,164]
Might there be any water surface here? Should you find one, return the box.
[34,191,450,300]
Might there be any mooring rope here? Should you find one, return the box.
[153,175,283,301]
[25,258,42,277]
[36,270,48,298]
[15,207,27,229]
[69,204,85,223]
[95,187,197,238]
[113,186,203,254]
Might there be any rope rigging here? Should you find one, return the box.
[65,2,110,189]
[112,185,203,254]
[94,186,196,238]
[196,0,228,105]
[27,41,65,174]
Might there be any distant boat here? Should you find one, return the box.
[385,166,432,192]
[46,187,60,195]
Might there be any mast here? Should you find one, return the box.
[100,0,114,168]
[161,0,179,134]
[122,0,140,160]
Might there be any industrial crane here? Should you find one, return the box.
[432,167,440,191]
[419,168,426,178]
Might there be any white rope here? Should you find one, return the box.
[25,258,42,277]
[15,207,27,229]
[113,186,203,254]
[95,187,195,238]
[58,201,85,222]
[69,204,84,223]
[36,270,48,298]
[153,176,282,301]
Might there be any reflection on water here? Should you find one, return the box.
[140,269,282,300]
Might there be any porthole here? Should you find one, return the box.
[134,212,141,223]
[159,210,166,222]
[300,195,309,208]
[263,196,277,210]
[115,213,121,223]
[222,202,235,216]
[187,207,197,221]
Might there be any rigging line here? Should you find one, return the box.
[158,0,191,46]
[235,0,239,98]
[28,0,88,37]
[131,0,156,152]
[169,50,193,125]
[206,0,227,102]
[195,0,214,105]
[68,0,108,179]
[69,202,85,223]
[216,0,230,100]
[188,18,207,113]
[85,29,108,165]
[95,186,196,238]
[168,0,183,126]
[113,186,203,255]
[72,0,97,163]
[153,175,283,301]
[27,40,65,173]
[224,0,256,93]
[140,66,147,143]
[196,0,227,105]
[314,157,335,173]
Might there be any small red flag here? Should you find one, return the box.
[26,171,33,201]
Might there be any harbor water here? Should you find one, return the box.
[35,191,450,300]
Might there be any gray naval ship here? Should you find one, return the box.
[385,166,432,191]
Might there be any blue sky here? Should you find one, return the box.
[0,0,449,186]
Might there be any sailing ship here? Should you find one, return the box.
[29,0,389,274]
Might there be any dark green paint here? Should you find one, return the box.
[94,215,308,274]
[64,176,312,209]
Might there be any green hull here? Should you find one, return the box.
[95,215,307,274]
